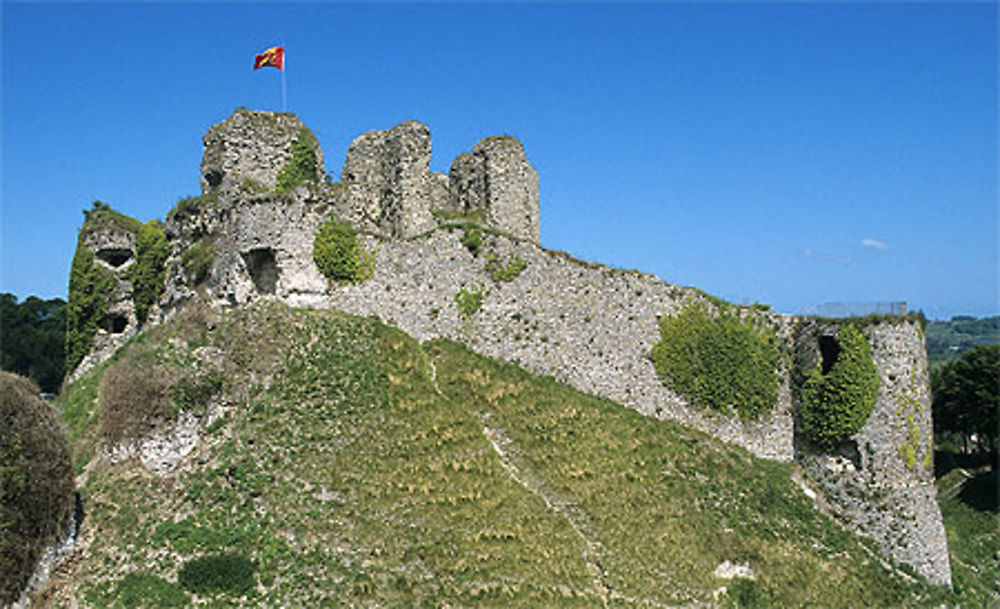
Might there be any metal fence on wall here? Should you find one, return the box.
[799,302,908,318]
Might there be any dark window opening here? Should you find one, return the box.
[97,248,133,268]
[100,314,128,334]
[244,248,279,294]
[205,168,224,188]
[818,335,841,375]
[836,439,862,469]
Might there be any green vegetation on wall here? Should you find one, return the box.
[181,239,214,286]
[130,220,169,325]
[799,324,880,450]
[460,225,483,256]
[312,217,374,283]
[486,253,527,283]
[455,286,485,319]
[275,127,318,193]
[66,242,116,374]
[651,302,780,420]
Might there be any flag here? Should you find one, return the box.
[254,46,284,71]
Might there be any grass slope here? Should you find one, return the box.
[51,302,954,607]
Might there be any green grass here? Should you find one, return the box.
[53,302,966,607]
[937,465,999,606]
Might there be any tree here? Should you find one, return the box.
[932,344,999,460]
[0,293,67,393]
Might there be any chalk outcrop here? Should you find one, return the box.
[65,109,951,587]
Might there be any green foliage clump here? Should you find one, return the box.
[799,324,880,450]
[460,226,483,256]
[177,553,255,595]
[455,286,485,319]
[172,371,224,417]
[113,572,189,608]
[313,218,374,283]
[167,191,218,222]
[932,344,999,456]
[275,127,318,193]
[486,254,527,282]
[652,302,780,420]
[1,293,66,393]
[724,579,772,608]
[0,372,73,605]
[66,242,117,374]
[130,221,169,325]
[180,239,214,286]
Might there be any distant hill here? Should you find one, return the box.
[35,301,956,607]
[925,316,1000,365]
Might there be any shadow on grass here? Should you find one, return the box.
[957,470,998,512]
[934,449,993,479]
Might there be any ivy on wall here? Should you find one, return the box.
[651,302,780,421]
[275,127,318,193]
[799,324,880,450]
[130,220,169,325]
[65,204,128,373]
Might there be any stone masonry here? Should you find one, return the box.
[449,136,540,242]
[72,109,951,587]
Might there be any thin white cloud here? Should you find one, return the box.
[861,237,889,250]
[798,248,853,265]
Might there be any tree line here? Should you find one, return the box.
[1,293,66,394]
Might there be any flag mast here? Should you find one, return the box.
[281,43,287,112]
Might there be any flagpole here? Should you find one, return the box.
[281,45,287,112]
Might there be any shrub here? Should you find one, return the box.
[131,221,169,325]
[181,239,214,286]
[651,302,780,420]
[455,286,486,319]
[486,254,527,283]
[99,357,172,445]
[799,324,880,449]
[275,127,318,193]
[177,553,255,595]
[313,218,374,283]
[460,226,483,256]
[0,373,73,605]
[172,371,224,417]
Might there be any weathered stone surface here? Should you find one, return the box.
[200,108,324,194]
[68,223,140,383]
[448,136,540,242]
[341,121,437,238]
[796,320,952,586]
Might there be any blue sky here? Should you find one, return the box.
[2,2,996,319]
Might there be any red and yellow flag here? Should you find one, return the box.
[254,46,284,71]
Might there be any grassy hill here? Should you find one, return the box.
[43,301,960,607]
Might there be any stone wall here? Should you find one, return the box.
[200,108,324,194]
[448,136,540,242]
[796,321,951,586]
[341,121,442,239]
[72,109,951,587]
